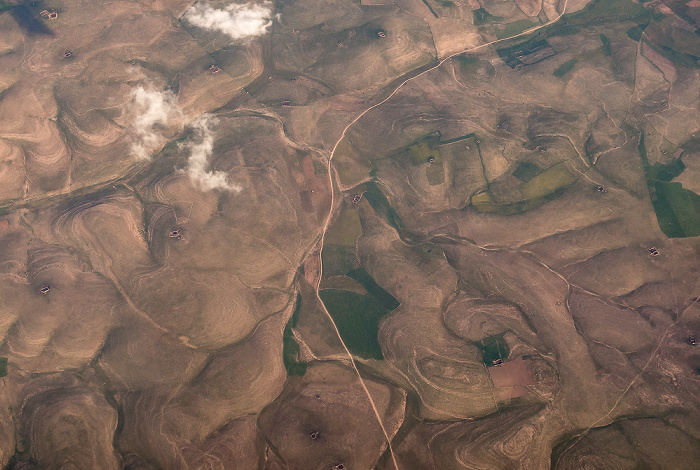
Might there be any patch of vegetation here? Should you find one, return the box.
[454,55,478,71]
[626,23,648,41]
[434,0,455,6]
[10,4,53,35]
[565,0,649,24]
[496,19,538,40]
[453,56,496,77]
[455,56,478,66]
[501,0,648,53]
[600,34,612,56]
[648,158,685,182]
[471,164,577,215]
[652,182,700,237]
[283,294,307,376]
[651,11,666,22]
[471,192,525,215]
[553,58,578,78]
[473,8,502,26]
[476,334,509,365]
[521,165,577,199]
[396,132,442,165]
[0,357,7,378]
[497,38,553,69]
[639,134,700,238]
[322,244,359,276]
[680,132,700,153]
[0,2,13,13]
[319,289,390,360]
[512,161,541,182]
[325,207,361,246]
[313,160,328,174]
[364,181,404,231]
[547,23,580,37]
[647,42,700,69]
[347,268,400,310]
[420,0,439,18]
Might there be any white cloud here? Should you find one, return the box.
[185,115,241,192]
[128,86,238,192]
[184,2,273,40]
[129,87,182,160]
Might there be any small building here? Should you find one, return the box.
[352,193,362,204]
[169,229,183,240]
[281,100,291,107]
[648,247,659,256]
[209,65,221,74]
[64,51,72,58]
[377,31,386,38]
[39,285,51,295]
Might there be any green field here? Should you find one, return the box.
[648,158,685,182]
[325,206,362,246]
[495,0,650,50]
[547,24,581,37]
[496,38,553,69]
[476,334,510,365]
[639,134,700,238]
[512,161,541,182]
[347,268,400,311]
[472,8,502,26]
[471,164,577,215]
[649,42,700,70]
[313,160,328,174]
[399,132,442,165]
[319,289,390,360]
[565,0,648,23]
[652,182,700,237]
[321,244,359,276]
[454,56,479,70]
[553,58,578,78]
[364,181,404,231]
[626,23,648,41]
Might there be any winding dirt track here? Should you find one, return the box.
[313,2,572,467]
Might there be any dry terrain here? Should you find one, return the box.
[1,0,699,468]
